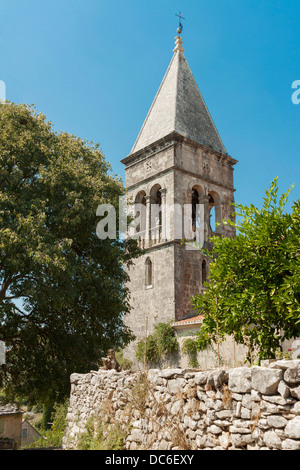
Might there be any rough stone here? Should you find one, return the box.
[282,438,300,450]
[261,394,294,406]
[131,428,143,443]
[216,410,232,419]
[274,360,300,370]
[257,419,270,430]
[291,402,300,415]
[229,426,251,434]
[193,372,209,385]
[241,407,251,420]
[278,380,290,398]
[290,385,300,400]
[234,401,242,418]
[284,366,300,385]
[208,425,222,435]
[264,431,282,449]
[231,433,254,447]
[228,367,252,393]
[266,415,288,428]
[184,416,198,431]
[284,416,300,439]
[251,367,283,395]
[219,432,231,450]
[241,394,252,410]
[207,369,228,388]
[168,378,186,394]
[160,369,185,379]
[250,389,261,402]
[170,399,184,416]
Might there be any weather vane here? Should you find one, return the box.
[175,12,185,34]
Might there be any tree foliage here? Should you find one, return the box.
[0,102,140,404]
[136,321,179,365]
[192,178,300,362]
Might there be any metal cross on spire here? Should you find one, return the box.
[175,12,185,34]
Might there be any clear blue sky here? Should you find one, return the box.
[1,0,299,212]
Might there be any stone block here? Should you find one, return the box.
[208,425,222,435]
[229,426,251,434]
[234,401,242,418]
[282,438,300,450]
[193,371,209,385]
[228,367,251,393]
[278,380,290,398]
[284,416,300,439]
[251,366,283,395]
[184,416,198,431]
[231,433,254,447]
[170,399,184,416]
[274,359,300,370]
[264,430,282,449]
[291,402,300,415]
[207,369,228,388]
[241,407,251,420]
[266,415,288,428]
[219,432,231,450]
[160,368,186,379]
[284,365,300,385]
[290,384,300,400]
[241,393,252,410]
[168,378,186,394]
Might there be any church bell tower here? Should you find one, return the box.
[122,28,237,362]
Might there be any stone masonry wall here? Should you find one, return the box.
[63,360,300,450]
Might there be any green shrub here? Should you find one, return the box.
[136,321,178,365]
[77,418,125,450]
[115,349,133,370]
[23,400,68,449]
[182,338,199,368]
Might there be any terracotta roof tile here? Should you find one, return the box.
[172,315,204,327]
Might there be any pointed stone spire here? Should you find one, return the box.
[130,32,226,155]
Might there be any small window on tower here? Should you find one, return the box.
[145,257,153,288]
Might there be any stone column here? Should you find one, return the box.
[183,189,193,240]
[160,188,167,242]
[145,195,152,248]
[199,194,210,244]
[214,201,222,234]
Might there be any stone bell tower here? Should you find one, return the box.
[122,31,237,362]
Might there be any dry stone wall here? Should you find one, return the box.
[63,360,300,450]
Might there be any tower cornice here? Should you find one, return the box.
[121,131,237,168]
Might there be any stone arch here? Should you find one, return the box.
[186,182,205,240]
[134,190,147,234]
[135,189,147,204]
[147,179,166,195]
[187,180,205,196]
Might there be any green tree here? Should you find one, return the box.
[192,178,300,362]
[24,400,68,449]
[0,102,139,405]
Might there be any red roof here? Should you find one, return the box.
[172,315,204,327]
